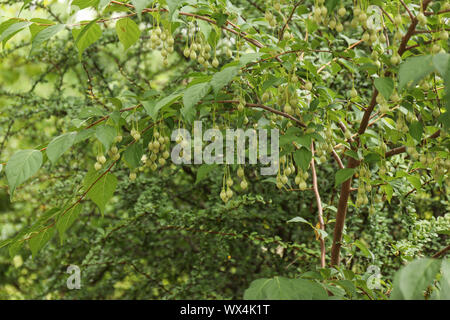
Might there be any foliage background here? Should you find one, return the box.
[0,0,448,299]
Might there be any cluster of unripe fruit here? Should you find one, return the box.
[219,170,235,203]
[218,166,250,204]
[264,10,277,28]
[406,148,450,183]
[376,94,390,114]
[144,130,171,171]
[315,140,334,164]
[313,0,345,32]
[276,155,299,189]
[272,83,303,116]
[294,168,309,191]
[150,26,175,66]
[183,26,220,68]
[94,135,123,171]
[355,166,371,206]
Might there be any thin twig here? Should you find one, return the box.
[311,142,326,268]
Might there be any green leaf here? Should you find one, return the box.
[0,21,31,46]
[391,258,441,300]
[432,53,449,77]
[195,164,217,184]
[116,18,141,51]
[30,24,65,55]
[46,132,77,164]
[294,135,312,149]
[334,168,355,187]
[211,12,228,28]
[374,77,394,100]
[166,0,182,20]
[406,175,421,191]
[28,227,55,258]
[353,239,374,260]
[198,20,212,41]
[56,204,82,241]
[399,55,434,91]
[293,147,312,171]
[123,143,143,169]
[84,170,117,215]
[345,150,360,161]
[6,149,43,197]
[73,19,102,60]
[98,0,111,11]
[287,216,313,227]
[0,19,19,38]
[239,52,264,66]
[382,184,393,203]
[325,0,339,13]
[19,0,33,16]
[439,259,450,299]
[408,121,423,141]
[95,125,116,151]
[29,19,55,40]
[72,0,99,9]
[210,66,239,95]
[132,0,149,19]
[244,277,328,300]
[182,82,211,122]
[143,92,182,120]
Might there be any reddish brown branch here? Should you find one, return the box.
[212,100,306,128]
[385,130,441,158]
[279,0,303,40]
[311,142,326,267]
[330,0,434,267]
[432,245,450,258]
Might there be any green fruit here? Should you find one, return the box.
[220,190,227,202]
[417,12,427,26]
[283,104,292,114]
[362,32,370,42]
[299,181,307,190]
[380,103,390,113]
[432,108,440,117]
[304,81,313,91]
[329,19,336,29]
[390,54,400,65]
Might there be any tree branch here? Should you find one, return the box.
[311,142,326,267]
[279,1,303,40]
[330,0,434,266]
[385,130,441,158]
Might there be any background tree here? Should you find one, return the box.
[0,0,449,299]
